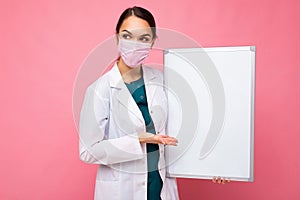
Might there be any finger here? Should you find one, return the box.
[168,137,178,142]
[164,137,178,143]
[162,141,176,146]
[212,177,217,183]
[217,177,222,184]
[159,135,178,141]
[166,142,178,146]
[163,139,178,146]
[221,178,225,184]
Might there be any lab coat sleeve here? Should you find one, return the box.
[79,86,144,165]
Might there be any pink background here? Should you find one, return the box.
[1,0,299,199]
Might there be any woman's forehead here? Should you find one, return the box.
[119,16,152,36]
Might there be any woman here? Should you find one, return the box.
[79,6,179,200]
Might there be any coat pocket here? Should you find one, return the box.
[94,180,120,200]
[96,165,119,181]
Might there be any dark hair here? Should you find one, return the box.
[116,6,157,39]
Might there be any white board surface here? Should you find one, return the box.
[164,46,255,181]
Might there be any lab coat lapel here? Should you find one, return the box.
[142,65,158,108]
[109,63,144,125]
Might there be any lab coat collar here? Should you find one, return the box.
[109,62,156,88]
[108,62,158,125]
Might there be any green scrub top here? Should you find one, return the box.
[124,70,163,200]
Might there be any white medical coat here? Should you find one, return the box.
[79,62,179,200]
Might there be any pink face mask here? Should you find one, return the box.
[118,39,152,68]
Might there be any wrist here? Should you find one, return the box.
[139,137,147,143]
[138,132,152,143]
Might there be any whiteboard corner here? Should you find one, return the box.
[250,46,256,52]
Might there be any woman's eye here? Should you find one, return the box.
[140,37,150,42]
[122,34,131,40]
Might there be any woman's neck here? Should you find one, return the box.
[117,58,142,83]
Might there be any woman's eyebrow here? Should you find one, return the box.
[140,33,151,37]
[121,30,151,37]
[121,30,132,35]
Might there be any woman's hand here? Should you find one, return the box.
[138,132,178,146]
[212,177,231,184]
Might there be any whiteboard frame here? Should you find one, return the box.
[164,46,255,182]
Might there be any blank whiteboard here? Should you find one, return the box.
[164,46,255,182]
